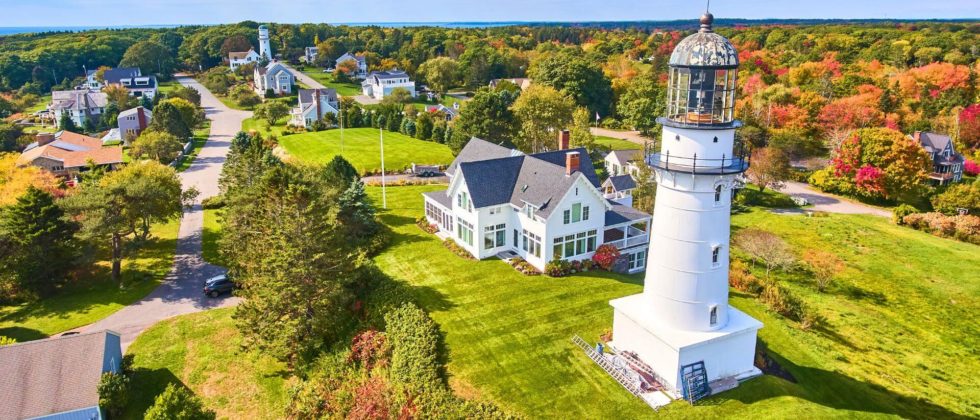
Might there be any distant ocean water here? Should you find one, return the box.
[0,22,523,36]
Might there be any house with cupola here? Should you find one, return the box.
[422,131,651,273]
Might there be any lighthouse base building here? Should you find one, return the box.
[608,12,762,399]
[610,296,762,395]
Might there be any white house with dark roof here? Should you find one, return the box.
[0,330,122,420]
[49,90,108,128]
[229,48,262,71]
[605,149,644,177]
[289,88,339,128]
[85,67,157,98]
[362,70,416,100]
[336,52,368,79]
[423,131,651,273]
[254,61,295,96]
[911,131,964,184]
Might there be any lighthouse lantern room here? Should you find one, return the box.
[608,12,763,399]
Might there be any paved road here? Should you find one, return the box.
[283,63,327,90]
[780,181,891,217]
[590,127,653,146]
[80,76,251,350]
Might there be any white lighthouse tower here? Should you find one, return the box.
[609,12,762,399]
[258,25,272,60]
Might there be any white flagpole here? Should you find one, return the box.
[380,123,387,209]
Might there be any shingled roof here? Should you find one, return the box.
[451,138,601,219]
[18,131,123,169]
[0,330,122,419]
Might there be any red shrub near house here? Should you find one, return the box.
[592,244,621,271]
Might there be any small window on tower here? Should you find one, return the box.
[709,305,718,326]
[711,245,721,266]
[714,185,723,203]
[675,134,681,141]
[713,136,719,143]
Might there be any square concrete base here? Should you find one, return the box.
[609,293,763,395]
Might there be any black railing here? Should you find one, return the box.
[646,148,750,175]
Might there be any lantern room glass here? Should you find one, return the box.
[666,67,737,126]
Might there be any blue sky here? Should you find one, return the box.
[4,0,979,26]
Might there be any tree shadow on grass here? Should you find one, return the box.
[123,367,184,417]
[0,326,46,342]
[707,347,971,419]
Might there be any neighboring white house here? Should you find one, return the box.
[604,149,644,177]
[361,70,416,100]
[422,132,651,273]
[304,46,318,63]
[602,175,637,207]
[289,88,340,128]
[49,90,108,128]
[84,67,157,98]
[254,61,295,96]
[335,52,368,79]
[117,106,152,143]
[229,49,262,71]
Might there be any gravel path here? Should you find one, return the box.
[79,76,251,350]
[780,181,891,217]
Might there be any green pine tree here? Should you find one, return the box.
[0,187,78,297]
[58,112,78,132]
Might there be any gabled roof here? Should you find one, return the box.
[606,149,643,165]
[119,106,152,120]
[604,174,637,191]
[336,52,366,64]
[115,75,157,90]
[446,137,518,177]
[50,90,108,111]
[101,67,142,84]
[298,88,338,105]
[449,138,602,218]
[0,330,121,419]
[229,49,257,60]
[605,200,650,226]
[914,131,953,154]
[18,131,123,169]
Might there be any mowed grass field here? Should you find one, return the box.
[300,70,363,96]
[0,219,180,341]
[124,307,290,419]
[595,135,643,150]
[278,128,454,174]
[125,184,980,418]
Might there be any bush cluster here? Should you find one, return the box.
[730,258,822,330]
[544,259,597,277]
[902,212,980,244]
[416,216,438,234]
[892,204,919,224]
[442,238,474,260]
[591,244,621,271]
[384,303,443,391]
[509,257,540,276]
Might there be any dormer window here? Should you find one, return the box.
[524,204,534,219]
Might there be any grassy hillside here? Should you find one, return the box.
[125,185,979,418]
[278,128,454,174]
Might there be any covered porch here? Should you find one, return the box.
[604,202,652,251]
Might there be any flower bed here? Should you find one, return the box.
[544,259,597,277]
[442,238,474,260]
[508,257,540,276]
[415,216,438,234]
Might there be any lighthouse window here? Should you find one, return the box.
[714,185,723,203]
[711,245,721,267]
[709,305,718,326]
[713,136,719,143]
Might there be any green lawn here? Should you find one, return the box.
[125,308,289,419]
[595,135,643,150]
[242,117,289,138]
[367,185,979,418]
[0,219,180,341]
[300,70,362,96]
[202,208,223,266]
[175,121,211,172]
[157,80,180,96]
[25,94,51,113]
[278,128,454,174]
[120,184,980,418]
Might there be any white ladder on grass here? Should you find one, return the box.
[571,335,642,396]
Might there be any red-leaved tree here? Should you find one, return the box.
[592,244,622,271]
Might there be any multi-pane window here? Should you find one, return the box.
[456,217,474,246]
[711,245,721,267]
[714,185,723,203]
[563,203,590,224]
[457,191,472,211]
[522,229,542,258]
[552,230,598,259]
[628,250,647,271]
[483,224,506,249]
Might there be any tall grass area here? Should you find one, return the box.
[0,219,180,341]
[125,307,289,419]
[278,128,454,174]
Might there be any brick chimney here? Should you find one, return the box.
[558,129,570,150]
[313,88,321,121]
[135,106,147,131]
[566,151,580,176]
[36,133,55,146]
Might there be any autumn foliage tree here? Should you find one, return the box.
[746,147,791,193]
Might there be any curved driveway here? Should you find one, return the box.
[780,181,891,217]
[81,76,250,350]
